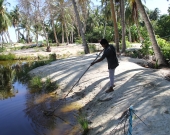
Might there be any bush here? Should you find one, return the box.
[156,36,170,62]
[49,53,56,61]
[126,40,132,48]
[0,47,6,52]
[75,37,82,44]
[29,76,42,89]
[88,44,97,53]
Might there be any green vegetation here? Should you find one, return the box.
[88,44,97,53]
[29,76,42,89]
[0,60,56,99]
[75,37,83,44]
[156,37,170,61]
[76,51,85,56]
[0,66,16,87]
[78,112,89,135]
[0,53,16,60]
[49,53,56,61]
[29,76,59,93]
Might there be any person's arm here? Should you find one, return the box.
[91,57,105,66]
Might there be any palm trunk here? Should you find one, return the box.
[103,21,106,38]
[4,33,8,43]
[71,29,73,43]
[0,35,2,48]
[128,27,132,43]
[35,31,38,46]
[52,18,59,46]
[6,31,13,45]
[64,18,69,45]
[110,0,119,52]
[1,34,4,48]
[120,0,126,53]
[135,0,166,65]
[71,0,89,54]
[15,29,18,42]
[42,21,50,51]
[62,23,64,43]
[26,30,30,43]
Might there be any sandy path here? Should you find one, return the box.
[29,54,170,135]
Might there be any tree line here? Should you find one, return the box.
[0,0,170,65]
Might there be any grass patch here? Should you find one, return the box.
[29,76,59,93]
[76,51,85,56]
[0,53,16,60]
[78,111,89,135]
[29,76,42,90]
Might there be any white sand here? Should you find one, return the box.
[29,49,170,135]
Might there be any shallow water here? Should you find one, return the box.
[0,61,82,135]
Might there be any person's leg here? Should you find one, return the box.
[106,69,115,93]
[109,68,115,88]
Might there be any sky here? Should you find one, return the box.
[6,0,170,43]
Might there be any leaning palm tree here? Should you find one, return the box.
[125,3,134,42]
[110,0,119,52]
[101,0,120,52]
[133,0,166,66]
[0,0,12,47]
[71,0,89,54]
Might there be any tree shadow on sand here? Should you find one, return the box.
[27,54,170,135]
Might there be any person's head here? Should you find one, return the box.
[100,39,109,48]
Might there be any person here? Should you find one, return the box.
[91,39,119,93]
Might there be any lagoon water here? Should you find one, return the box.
[0,61,82,135]
[0,82,35,135]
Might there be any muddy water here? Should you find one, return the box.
[0,61,82,135]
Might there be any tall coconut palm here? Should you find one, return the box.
[119,0,126,53]
[125,3,134,42]
[102,0,119,52]
[0,0,12,47]
[10,6,20,42]
[77,0,90,34]
[46,0,59,45]
[100,2,112,39]
[134,0,166,65]
[110,0,119,52]
[149,8,160,21]
[71,0,89,54]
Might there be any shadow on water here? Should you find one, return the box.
[0,60,82,135]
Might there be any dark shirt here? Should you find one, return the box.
[101,45,119,69]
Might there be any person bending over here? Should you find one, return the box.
[91,39,119,93]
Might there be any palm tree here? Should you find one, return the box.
[71,0,89,54]
[149,8,160,21]
[46,0,60,45]
[134,0,166,65]
[110,0,119,52]
[0,0,12,47]
[119,0,126,53]
[10,6,20,42]
[125,3,134,42]
[101,0,119,52]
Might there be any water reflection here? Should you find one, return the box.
[24,88,82,135]
[0,60,50,99]
[0,60,83,135]
[0,64,17,100]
